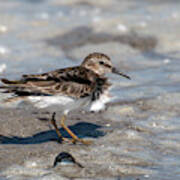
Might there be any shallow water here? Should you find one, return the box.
[0,0,180,179]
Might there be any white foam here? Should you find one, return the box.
[0,46,9,55]
[0,25,7,33]
[163,58,170,64]
[0,64,7,73]
[117,24,128,32]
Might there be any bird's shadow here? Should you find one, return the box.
[0,122,105,145]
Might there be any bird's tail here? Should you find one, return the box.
[0,78,24,95]
[1,78,24,85]
[0,78,26,91]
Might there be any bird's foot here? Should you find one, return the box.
[57,137,70,144]
[57,137,92,145]
[71,138,92,145]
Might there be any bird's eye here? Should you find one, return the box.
[99,61,104,65]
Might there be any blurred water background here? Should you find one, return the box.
[0,0,180,179]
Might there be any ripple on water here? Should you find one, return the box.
[0,0,180,179]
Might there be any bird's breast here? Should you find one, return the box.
[89,90,111,112]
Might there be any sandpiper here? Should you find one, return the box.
[0,52,130,145]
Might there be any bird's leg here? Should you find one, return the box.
[50,112,69,143]
[60,114,92,145]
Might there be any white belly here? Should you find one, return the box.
[28,96,74,108]
[28,90,112,113]
[28,95,89,114]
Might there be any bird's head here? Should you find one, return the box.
[81,52,130,79]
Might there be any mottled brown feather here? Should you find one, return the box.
[1,66,110,98]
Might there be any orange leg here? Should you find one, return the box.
[50,112,69,143]
[60,114,92,145]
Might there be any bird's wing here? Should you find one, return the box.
[0,66,102,98]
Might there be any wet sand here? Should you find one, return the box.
[0,0,180,179]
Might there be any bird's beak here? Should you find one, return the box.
[112,67,131,80]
